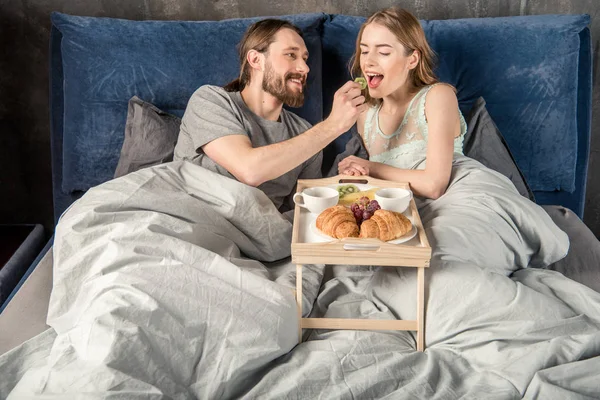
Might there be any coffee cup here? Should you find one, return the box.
[293,187,339,214]
[374,188,412,213]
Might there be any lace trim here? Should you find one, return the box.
[374,88,424,139]
[362,84,468,158]
[370,140,428,162]
[363,106,378,152]
[418,83,467,155]
[416,88,431,142]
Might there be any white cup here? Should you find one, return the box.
[293,187,339,214]
[374,188,412,213]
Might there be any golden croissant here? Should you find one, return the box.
[317,207,412,241]
[359,209,412,241]
[316,205,359,239]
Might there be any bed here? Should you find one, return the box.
[1,11,599,399]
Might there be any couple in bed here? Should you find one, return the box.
[174,7,466,211]
[4,9,581,398]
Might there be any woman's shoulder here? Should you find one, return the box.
[422,83,458,110]
[423,83,456,99]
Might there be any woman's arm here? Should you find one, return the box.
[340,85,460,199]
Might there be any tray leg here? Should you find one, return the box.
[296,264,303,344]
[417,266,425,351]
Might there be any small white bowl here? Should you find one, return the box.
[374,188,412,213]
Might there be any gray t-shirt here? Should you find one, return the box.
[174,85,322,211]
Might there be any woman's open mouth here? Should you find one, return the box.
[366,73,384,89]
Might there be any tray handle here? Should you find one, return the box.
[338,178,369,184]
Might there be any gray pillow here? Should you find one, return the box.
[114,96,181,178]
[542,205,600,293]
[463,97,536,202]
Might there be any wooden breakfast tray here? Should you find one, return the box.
[291,175,432,351]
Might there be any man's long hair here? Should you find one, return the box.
[224,19,304,92]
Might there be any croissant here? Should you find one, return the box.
[316,205,359,239]
[359,209,412,241]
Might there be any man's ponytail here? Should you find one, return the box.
[223,78,243,92]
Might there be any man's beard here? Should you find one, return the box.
[262,61,306,108]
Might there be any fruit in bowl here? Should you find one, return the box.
[349,196,381,225]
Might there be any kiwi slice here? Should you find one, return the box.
[344,184,359,193]
[337,184,360,198]
[354,77,367,90]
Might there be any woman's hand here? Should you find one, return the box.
[341,166,367,176]
[338,156,371,176]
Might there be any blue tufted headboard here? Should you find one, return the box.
[49,12,592,223]
[49,12,326,220]
[320,14,593,218]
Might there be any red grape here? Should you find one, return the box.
[350,197,381,223]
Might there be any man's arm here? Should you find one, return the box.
[203,81,366,187]
[202,123,334,186]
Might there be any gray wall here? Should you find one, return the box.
[0,0,598,237]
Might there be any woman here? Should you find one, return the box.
[338,7,467,200]
[334,5,569,326]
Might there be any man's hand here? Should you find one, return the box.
[324,81,368,135]
[338,155,371,176]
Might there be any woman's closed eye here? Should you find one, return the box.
[361,51,390,56]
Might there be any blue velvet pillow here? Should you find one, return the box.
[320,14,590,194]
[51,12,326,194]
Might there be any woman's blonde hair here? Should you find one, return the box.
[224,19,303,92]
[350,7,439,106]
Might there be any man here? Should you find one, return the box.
[174,18,366,213]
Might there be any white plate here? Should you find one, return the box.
[309,220,417,244]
